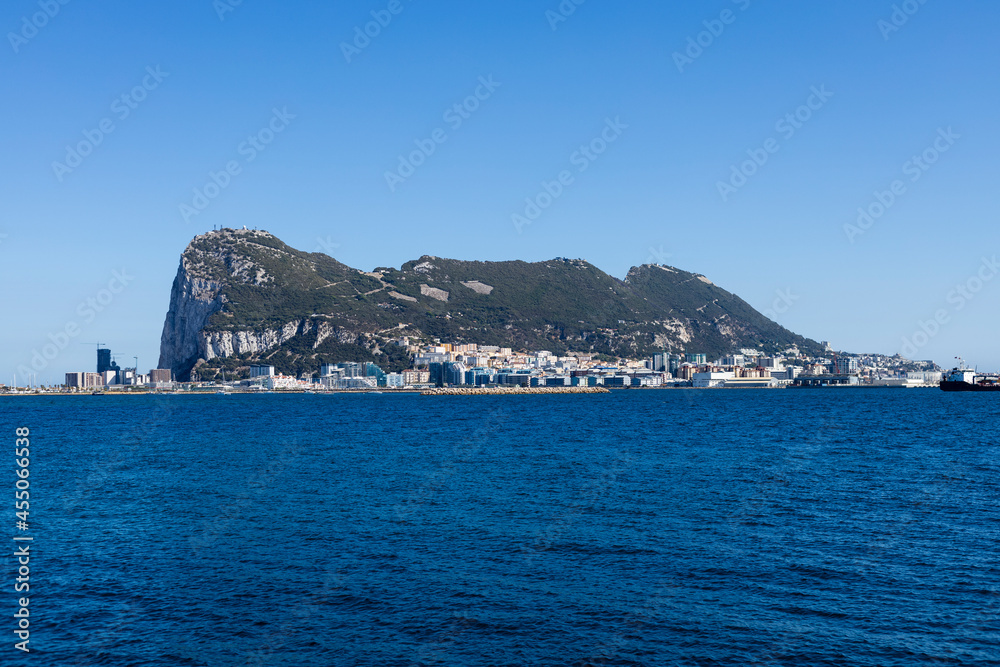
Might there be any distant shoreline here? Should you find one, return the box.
[0,384,942,397]
[421,386,610,396]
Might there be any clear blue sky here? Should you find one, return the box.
[3,0,999,384]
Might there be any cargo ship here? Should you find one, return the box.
[939,360,1000,392]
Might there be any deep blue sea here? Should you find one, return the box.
[2,389,999,666]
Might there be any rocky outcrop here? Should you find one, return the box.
[158,228,306,380]
[461,281,494,295]
[158,226,374,379]
[389,291,418,303]
[309,321,360,349]
[157,256,226,380]
[200,320,303,361]
[420,284,449,302]
[158,229,824,380]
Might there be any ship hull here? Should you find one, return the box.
[939,380,1000,392]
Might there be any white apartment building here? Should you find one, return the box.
[693,371,734,388]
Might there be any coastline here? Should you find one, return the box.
[0,384,945,397]
[421,386,611,396]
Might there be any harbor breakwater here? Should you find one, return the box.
[421,386,610,396]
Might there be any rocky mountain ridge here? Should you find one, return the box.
[157,228,823,380]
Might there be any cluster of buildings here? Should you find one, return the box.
[377,341,942,390]
[63,348,174,391]
[244,340,941,391]
[37,341,942,393]
[247,362,399,391]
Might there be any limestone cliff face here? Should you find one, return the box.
[157,257,226,380]
[200,321,302,361]
[197,320,360,361]
[157,228,295,380]
[157,228,382,379]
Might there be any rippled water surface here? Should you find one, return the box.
[3,389,999,666]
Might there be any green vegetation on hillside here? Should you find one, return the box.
[169,230,824,378]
